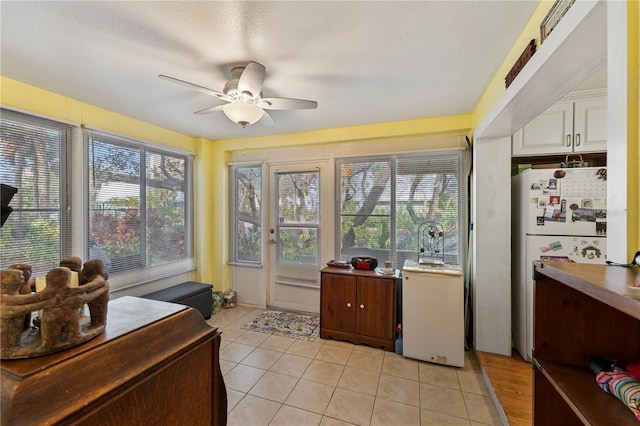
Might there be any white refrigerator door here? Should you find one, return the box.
[523,168,607,237]
[513,235,607,362]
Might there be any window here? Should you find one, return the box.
[337,151,466,268]
[86,130,193,282]
[229,163,262,264]
[0,109,72,275]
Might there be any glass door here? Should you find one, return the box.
[268,165,321,311]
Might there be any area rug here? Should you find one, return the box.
[241,311,319,341]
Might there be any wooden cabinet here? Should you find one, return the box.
[1,296,227,426]
[512,93,607,156]
[533,261,640,425]
[320,267,398,351]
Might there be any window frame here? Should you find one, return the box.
[83,128,195,290]
[229,162,263,266]
[335,150,467,269]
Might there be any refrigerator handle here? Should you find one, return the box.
[566,134,572,147]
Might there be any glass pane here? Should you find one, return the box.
[278,227,318,265]
[277,172,319,223]
[146,151,186,266]
[0,112,63,275]
[89,140,141,273]
[339,161,391,260]
[235,166,261,262]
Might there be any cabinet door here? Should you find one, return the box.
[321,273,356,333]
[356,277,395,339]
[573,97,607,152]
[512,101,574,156]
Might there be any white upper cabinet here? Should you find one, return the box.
[512,91,607,156]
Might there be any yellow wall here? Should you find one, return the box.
[1,75,471,290]
[472,1,555,129]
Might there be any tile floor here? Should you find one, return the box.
[206,306,503,426]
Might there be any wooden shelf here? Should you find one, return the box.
[533,262,640,425]
[535,359,637,426]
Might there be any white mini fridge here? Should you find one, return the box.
[402,260,464,367]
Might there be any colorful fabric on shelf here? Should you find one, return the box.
[596,367,640,421]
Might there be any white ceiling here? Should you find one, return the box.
[1,1,541,140]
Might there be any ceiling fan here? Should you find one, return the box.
[159,61,318,127]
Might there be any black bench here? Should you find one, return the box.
[141,281,212,319]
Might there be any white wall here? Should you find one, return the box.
[472,136,512,355]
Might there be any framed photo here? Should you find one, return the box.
[541,0,576,43]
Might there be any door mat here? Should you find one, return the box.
[241,311,319,341]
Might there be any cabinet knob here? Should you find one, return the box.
[360,304,365,309]
[575,133,581,146]
[566,134,572,147]
[346,303,352,308]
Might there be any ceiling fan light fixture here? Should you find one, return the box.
[222,102,264,126]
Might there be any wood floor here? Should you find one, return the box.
[476,350,533,426]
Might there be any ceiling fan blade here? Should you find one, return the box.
[237,61,265,98]
[259,110,274,126]
[193,105,225,115]
[259,97,318,110]
[158,74,232,101]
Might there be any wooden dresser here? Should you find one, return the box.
[1,296,227,426]
[533,261,640,425]
[320,267,399,351]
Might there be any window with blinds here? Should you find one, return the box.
[86,130,193,278]
[336,150,466,268]
[0,109,71,276]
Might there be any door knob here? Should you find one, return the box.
[360,304,365,309]
[346,303,352,308]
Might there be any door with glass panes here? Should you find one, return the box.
[268,164,321,312]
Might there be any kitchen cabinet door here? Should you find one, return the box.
[512,101,574,156]
[356,276,395,340]
[320,272,356,333]
[573,97,607,153]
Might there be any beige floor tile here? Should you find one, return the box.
[260,334,295,352]
[370,398,420,426]
[286,339,324,358]
[421,409,471,426]
[337,366,380,396]
[220,359,237,375]
[249,371,299,403]
[419,362,461,390]
[224,364,266,393]
[271,353,313,377]
[315,344,353,365]
[219,326,246,342]
[325,388,375,426]
[352,344,384,354]
[320,417,357,426]
[227,394,281,426]
[457,369,489,396]
[270,405,323,426]
[462,392,502,425]
[240,347,283,370]
[219,341,255,363]
[234,330,271,347]
[285,379,335,414]
[302,359,345,386]
[347,349,384,373]
[226,389,245,413]
[320,339,355,349]
[381,353,419,380]
[377,373,420,407]
[419,383,468,419]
